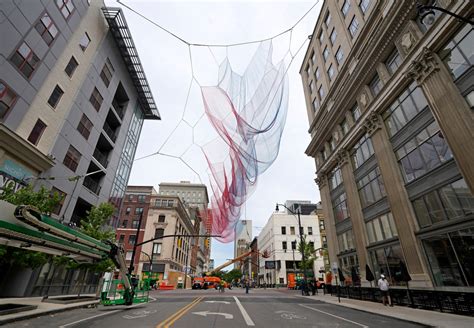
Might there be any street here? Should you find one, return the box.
[4,289,428,328]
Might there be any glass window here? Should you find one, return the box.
[158,215,166,222]
[352,134,374,169]
[323,47,329,61]
[35,13,58,46]
[89,87,103,111]
[56,0,75,19]
[369,244,404,285]
[100,58,114,87]
[118,234,125,244]
[308,227,313,235]
[369,74,383,97]
[63,145,81,172]
[77,113,93,140]
[329,167,343,190]
[311,52,317,65]
[64,56,78,77]
[135,207,143,214]
[282,241,287,250]
[337,230,354,252]
[357,166,386,207]
[312,98,319,114]
[325,12,331,27]
[155,228,164,239]
[336,47,344,64]
[351,104,361,122]
[315,67,321,81]
[340,119,349,136]
[330,28,337,45]
[383,82,429,136]
[290,226,295,235]
[153,243,162,255]
[10,42,40,79]
[328,64,335,81]
[333,192,350,223]
[310,80,315,93]
[349,16,359,37]
[128,235,136,245]
[79,32,91,51]
[318,86,325,99]
[291,240,296,250]
[132,220,140,229]
[360,0,370,14]
[27,119,47,145]
[306,65,311,77]
[385,49,402,75]
[0,81,17,119]
[281,226,286,235]
[319,30,324,44]
[47,85,64,108]
[341,1,350,17]
[440,25,473,80]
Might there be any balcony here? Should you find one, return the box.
[93,148,109,168]
[103,121,118,142]
[112,99,125,119]
[83,176,101,195]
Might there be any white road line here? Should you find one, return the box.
[59,297,157,327]
[233,296,255,326]
[298,304,369,328]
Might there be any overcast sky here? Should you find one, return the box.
[110,0,323,268]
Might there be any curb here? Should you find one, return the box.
[0,300,99,326]
[292,294,435,327]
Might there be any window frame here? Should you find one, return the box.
[0,81,18,120]
[341,0,350,17]
[64,56,78,77]
[56,0,75,19]
[27,119,47,145]
[79,32,91,51]
[89,87,103,111]
[10,42,40,79]
[35,12,59,46]
[77,113,93,140]
[63,145,81,172]
[336,47,344,64]
[349,16,359,37]
[47,85,64,109]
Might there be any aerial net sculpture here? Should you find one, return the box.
[119,1,319,242]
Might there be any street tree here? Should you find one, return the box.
[298,237,317,274]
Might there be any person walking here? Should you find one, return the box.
[245,280,249,294]
[377,274,393,306]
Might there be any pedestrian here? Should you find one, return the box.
[377,274,393,306]
[245,281,249,294]
[310,281,316,296]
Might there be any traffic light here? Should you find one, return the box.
[177,237,182,248]
[204,238,209,248]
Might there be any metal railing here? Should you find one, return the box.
[93,148,109,168]
[103,121,117,142]
[327,286,474,316]
[112,99,125,119]
[83,176,101,195]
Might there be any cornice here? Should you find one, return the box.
[364,112,383,137]
[406,47,440,84]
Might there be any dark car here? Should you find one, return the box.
[192,282,202,289]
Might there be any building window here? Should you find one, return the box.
[153,243,162,255]
[51,187,66,215]
[0,82,17,119]
[138,195,146,203]
[335,47,344,65]
[154,199,161,207]
[135,207,144,214]
[64,56,78,77]
[158,215,166,222]
[125,207,131,215]
[129,194,134,201]
[422,227,474,287]
[10,42,40,79]
[282,241,287,250]
[330,28,337,45]
[291,241,297,250]
[325,11,331,27]
[337,230,354,252]
[382,82,429,137]
[281,226,286,235]
[329,167,343,190]
[128,235,136,245]
[311,52,317,66]
[360,0,370,14]
[79,32,91,51]
[47,85,64,108]
[312,98,319,114]
[310,80,315,93]
[369,74,383,97]
[349,16,359,37]
[320,220,325,231]
[323,47,329,61]
[412,178,473,229]
[155,228,164,239]
[329,136,336,151]
[319,30,324,44]
[369,243,404,285]
[118,234,125,244]
[351,104,361,122]
[352,134,374,169]
[167,200,174,207]
[300,226,304,235]
[340,119,349,136]
[35,13,58,46]
[122,220,128,228]
[125,251,133,261]
[89,87,103,111]
[396,121,453,183]
[100,58,115,87]
[27,119,47,145]
[308,227,313,235]
[77,114,93,140]
[357,166,386,207]
[440,24,473,80]
[63,145,81,172]
[385,49,402,75]
[290,226,295,235]
[366,212,398,244]
[315,67,320,81]
[132,219,140,229]
[333,192,350,223]
[318,86,325,100]
[56,0,75,19]
[341,1,350,17]
[328,64,335,81]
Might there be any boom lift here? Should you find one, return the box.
[0,200,147,306]
[206,249,270,276]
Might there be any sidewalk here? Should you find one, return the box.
[297,292,474,328]
[0,295,99,325]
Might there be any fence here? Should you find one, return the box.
[328,285,474,316]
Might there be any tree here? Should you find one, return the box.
[298,237,317,273]
[224,269,243,283]
[79,202,115,242]
[0,184,62,215]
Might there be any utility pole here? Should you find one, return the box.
[128,211,144,276]
[183,236,190,289]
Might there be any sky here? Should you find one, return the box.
[109,0,323,268]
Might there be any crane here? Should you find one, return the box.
[205,249,270,276]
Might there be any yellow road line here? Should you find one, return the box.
[156,297,203,328]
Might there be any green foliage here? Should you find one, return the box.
[0,245,49,269]
[223,269,243,283]
[0,184,62,215]
[298,237,317,272]
[79,202,115,242]
[209,271,225,279]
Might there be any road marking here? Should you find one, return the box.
[205,300,230,304]
[192,311,233,319]
[156,296,203,328]
[275,310,306,320]
[233,296,255,326]
[298,304,369,328]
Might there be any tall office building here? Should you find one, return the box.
[0,1,159,296]
[301,0,473,289]
[234,219,252,271]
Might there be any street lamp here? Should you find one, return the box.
[275,203,308,295]
[417,1,474,26]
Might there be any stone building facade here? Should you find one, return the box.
[301,0,473,290]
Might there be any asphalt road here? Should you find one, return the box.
[4,289,428,328]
